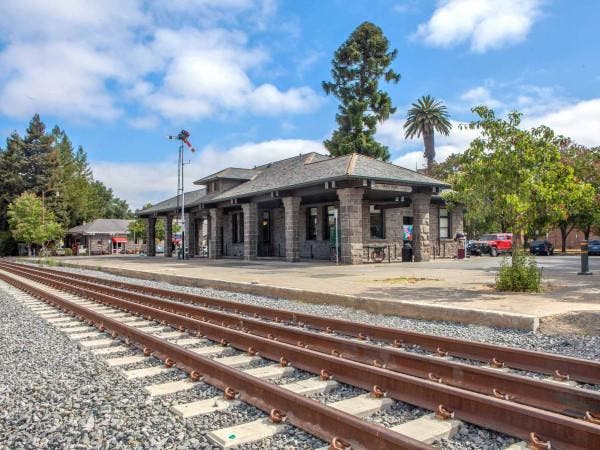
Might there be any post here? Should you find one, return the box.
[164,215,173,257]
[180,141,186,259]
[578,241,592,275]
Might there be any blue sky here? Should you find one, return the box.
[1,0,599,208]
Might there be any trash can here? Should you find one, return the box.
[455,232,466,260]
[402,242,413,262]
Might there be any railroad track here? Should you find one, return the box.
[0,261,599,449]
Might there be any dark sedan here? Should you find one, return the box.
[589,240,600,256]
[529,240,554,256]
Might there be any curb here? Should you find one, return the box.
[35,260,540,332]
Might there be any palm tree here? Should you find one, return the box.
[404,95,452,173]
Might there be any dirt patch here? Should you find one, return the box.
[539,311,600,336]
[360,276,441,285]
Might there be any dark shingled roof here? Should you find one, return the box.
[137,152,449,215]
[136,189,209,216]
[68,219,133,235]
[209,152,447,201]
[194,167,259,185]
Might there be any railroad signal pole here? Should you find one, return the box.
[168,130,195,260]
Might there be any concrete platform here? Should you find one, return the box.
[37,254,600,332]
[171,397,239,418]
[389,413,461,444]
[207,418,285,449]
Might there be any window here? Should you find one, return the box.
[232,211,244,243]
[370,205,385,239]
[439,208,449,239]
[306,207,318,240]
[323,206,337,240]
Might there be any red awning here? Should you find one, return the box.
[112,237,128,243]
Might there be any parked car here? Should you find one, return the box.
[470,233,513,257]
[529,239,554,256]
[588,240,600,256]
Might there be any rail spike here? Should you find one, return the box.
[329,437,350,450]
[223,387,237,401]
[529,432,551,450]
[435,404,454,420]
[269,408,286,423]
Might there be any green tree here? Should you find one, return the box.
[322,22,400,160]
[555,141,600,249]
[0,132,27,231]
[8,192,63,256]
[450,107,582,245]
[404,95,452,173]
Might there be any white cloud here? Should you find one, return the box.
[524,99,600,147]
[460,86,503,108]
[0,0,320,123]
[92,138,325,209]
[414,0,542,52]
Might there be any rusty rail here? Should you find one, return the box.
[2,261,597,420]
[0,270,429,450]
[2,266,598,449]
[11,260,598,385]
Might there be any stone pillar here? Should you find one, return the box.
[337,188,364,264]
[413,193,432,262]
[451,206,464,238]
[198,218,205,256]
[164,215,173,257]
[282,196,301,262]
[188,216,196,258]
[208,208,223,259]
[242,202,258,260]
[147,217,156,257]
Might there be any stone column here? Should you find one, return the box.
[146,217,156,257]
[208,208,223,259]
[188,215,196,258]
[337,188,364,264]
[413,193,432,262]
[242,202,258,260]
[451,206,464,238]
[198,218,205,256]
[164,215,173,257]
[282,196,301,262]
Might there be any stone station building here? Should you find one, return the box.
[137,153,463,264]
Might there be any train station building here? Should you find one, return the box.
[137,152,463,264]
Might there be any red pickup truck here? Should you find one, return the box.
[469,233,513,257]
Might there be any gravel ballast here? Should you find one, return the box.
[5,263,599,449]
[0,282,319,449]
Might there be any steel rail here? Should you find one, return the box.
[2,268,598,449]
[0,271,429,450]
[10,261,599,385]
[4,262,597,420]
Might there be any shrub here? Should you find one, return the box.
[495,250,541,292]
[64,248,73,256]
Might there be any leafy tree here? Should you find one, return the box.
[555,141,600,249]
[449,107,582,245]
[128,205,180,243]
[0,132,27,231]
[404,95,452,173]
[8,192,63,256]
[322,22,400,160]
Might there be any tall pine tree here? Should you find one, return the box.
[322,22,400,161]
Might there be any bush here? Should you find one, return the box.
[495,250,541,292]
[64,248,73,256]
[0,231,17,256]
